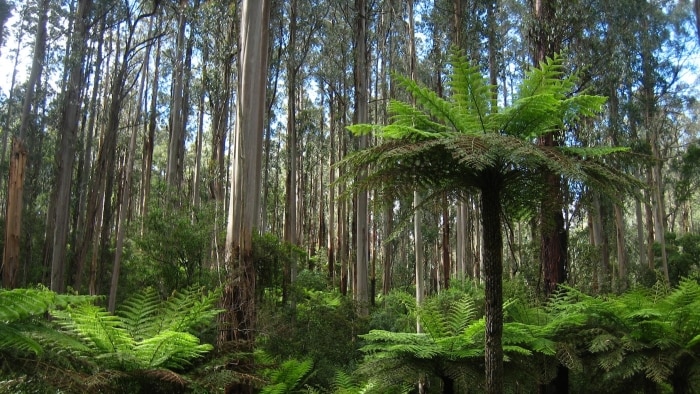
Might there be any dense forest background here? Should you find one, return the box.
[1,0,700,393]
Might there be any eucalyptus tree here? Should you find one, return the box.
[353,0,371,315]
[222,3,270,393]
[199,1,237,204]
[283,0,324,301]
[50,0,93,293]
[165,0,193,190]
[2,0,49,289]
[342,53,635,393]
[73,0,160,296]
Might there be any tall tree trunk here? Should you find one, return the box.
[354,0,370,316]
[284,0,299,304]
[414,191,424,334]
[614,204,628,291]
[166,0,188,189]
[591,192,609,293]
[382,198,393,295]
[2,139,27,289]
[192,43,207,209]
[442,194,450,289]
[51,0,93,293]
[140,25,160,226]
[532,0,569,391]
[328,90,337,283]
[108,105,138,312]
[221,2,270,393]
[2,0,49,289]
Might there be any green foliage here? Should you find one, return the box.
[357,290,556,393]
[0,286,220,393]
[254,233,307,301]
[261,358,314,394]
[259,284,366,390]
[653,232,700,285]
[342,52,636,209]
[127,200,218,295]
[0,287,94,356]
[546,280,700,393]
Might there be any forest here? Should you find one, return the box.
[1,0,700,393]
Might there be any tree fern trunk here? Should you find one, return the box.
[480,173,503,394]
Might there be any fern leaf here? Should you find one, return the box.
[117,287,160,340]
[133,330,212,369]
[52,303,133,355]
[0,324,42,354]
[262,359,314,394]
[0,288,54,322]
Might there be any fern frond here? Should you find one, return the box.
[137,368,189,387]
[0,287,55,322]
[52,303,133,355]
[160,286,222,335]
[261,359,314,394]
[0,324,42,354]
[133,330,212,369]
[448,51,495,132]
[395,74,475,134]
[117,287,160,340]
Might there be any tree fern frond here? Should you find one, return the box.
[447,51,494,131]
[261,359,314,394]
[52,303,133,354]
[159,286,222,335]
[0,287,55,322]
[0,324,42,354]
[134,330,212,369]
[516,54,569,100]
[395,74,476,134]
[117,287,160,340]
[137,368,189,387]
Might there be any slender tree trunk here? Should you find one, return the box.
[382,199,393,295]
[284,0,299,303]
[354,0,370,315]
[456,201,465,280]
[166,0,188,189]
[0,4,29,200]
[2,0,49,289]
[614,204,628,291]
[414,191,424,333]
[140,27,160,226]
[51,0,93,293]
[591,192,609,293]
[193,43,207,209]
[108,105,138,312]
[73,17,105,290]
[442,194,451,289]
[328,90,337,283]
[2,139,26,289]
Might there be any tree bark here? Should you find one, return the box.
[3,0,49,289]
[354,0,370,316]
[481,173,503,394]
[414,191,424,334]
[221,3,270,392]
[51,0,93,293]
[2,139,27,289]
[166,0,188,189]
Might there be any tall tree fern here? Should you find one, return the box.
[343,52,639,393]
